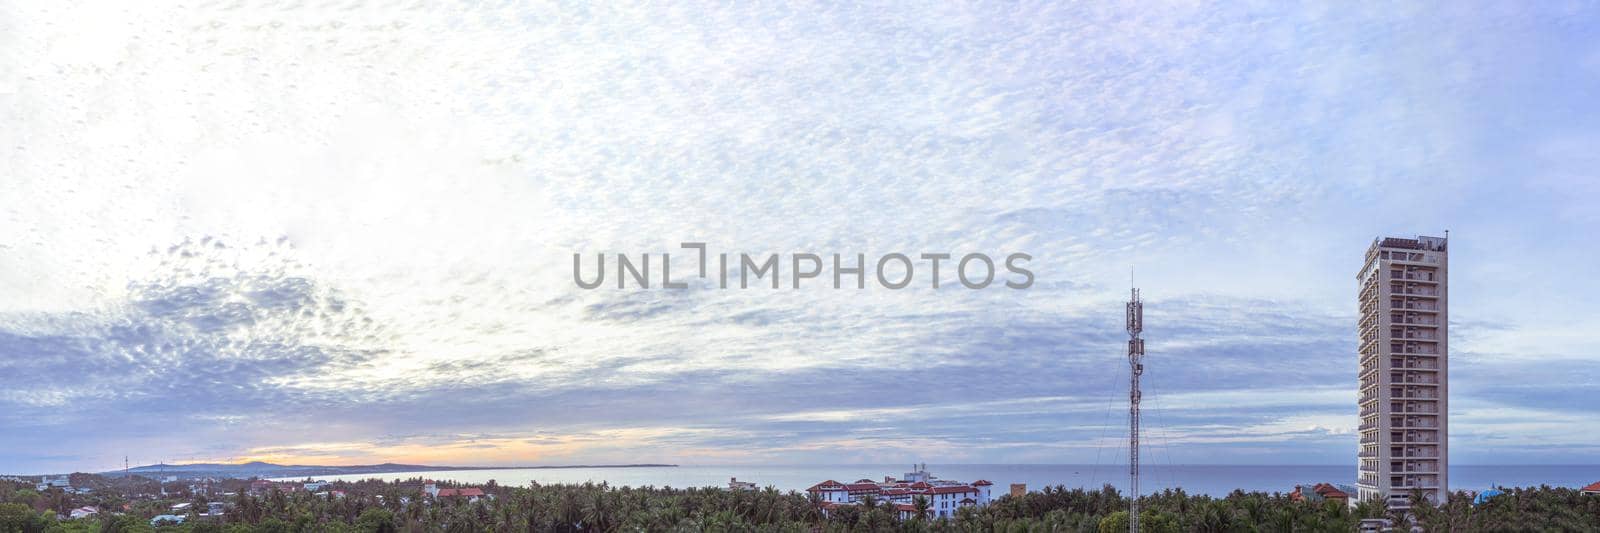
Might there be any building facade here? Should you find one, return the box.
[808,466,993,520]
[1356,235,1448,509]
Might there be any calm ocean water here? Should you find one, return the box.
[297,464,1600,497]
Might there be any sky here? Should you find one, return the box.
[1,3,1598,475]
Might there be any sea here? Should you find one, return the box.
[288,464,1600,497]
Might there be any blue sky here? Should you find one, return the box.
[1,3,1598,475]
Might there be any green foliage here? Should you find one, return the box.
[1097,510,1128,533]
[353,508,396,533]
[8,492,39,509]
[99,514,152,533]
[1096,509,1179,533]
[0,503,49,533]
[7,476,1600,532]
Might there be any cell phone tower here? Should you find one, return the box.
[1126,287,1144,533]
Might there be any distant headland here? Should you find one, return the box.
[97,461,677,480]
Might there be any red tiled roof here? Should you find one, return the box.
[909,482,932,489]
[807,480,846,492]
[894,503,917,512]
[844,483,881,492]
[972,480,993,486]
[928,486,977,495]
[436,488,485,497]
[1314,483,1348,498]
[1582,481,1600,492]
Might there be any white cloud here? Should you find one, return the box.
[2,2,1598,472]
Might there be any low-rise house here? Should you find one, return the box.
[434,488,484,502]
[150,514,186,526]
[1582,481,1600,496]
[728,477,758,491]
[424,481,489,503]
[69,507,98,519]
[1290,483,1351,505]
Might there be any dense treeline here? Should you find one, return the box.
[3,478,1599,532]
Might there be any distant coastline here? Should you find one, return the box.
[94,461,677,480]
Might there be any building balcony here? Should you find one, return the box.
[1393,407,1437,414]
[1391,483,1441,490]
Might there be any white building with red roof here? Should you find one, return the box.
[424,481,490,503]
[806,467,995,519]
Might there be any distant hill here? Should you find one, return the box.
[101,461,676,480]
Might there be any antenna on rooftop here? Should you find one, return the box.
[1126,286,1145,533]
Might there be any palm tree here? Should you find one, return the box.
[912,494,931,521]
[583,490,614,532]
[555,490,581,532]
[1193,500,1230,533]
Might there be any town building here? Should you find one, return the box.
[249,479,302,495]
[727,477,758,491]
[424,481,489,502]
[1357,235,1449,510]
[35,475,70,492]
[150,514,186,526]
[806,466,994,520]
[1290,483,1351,505]
[1582,481,1600,496]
